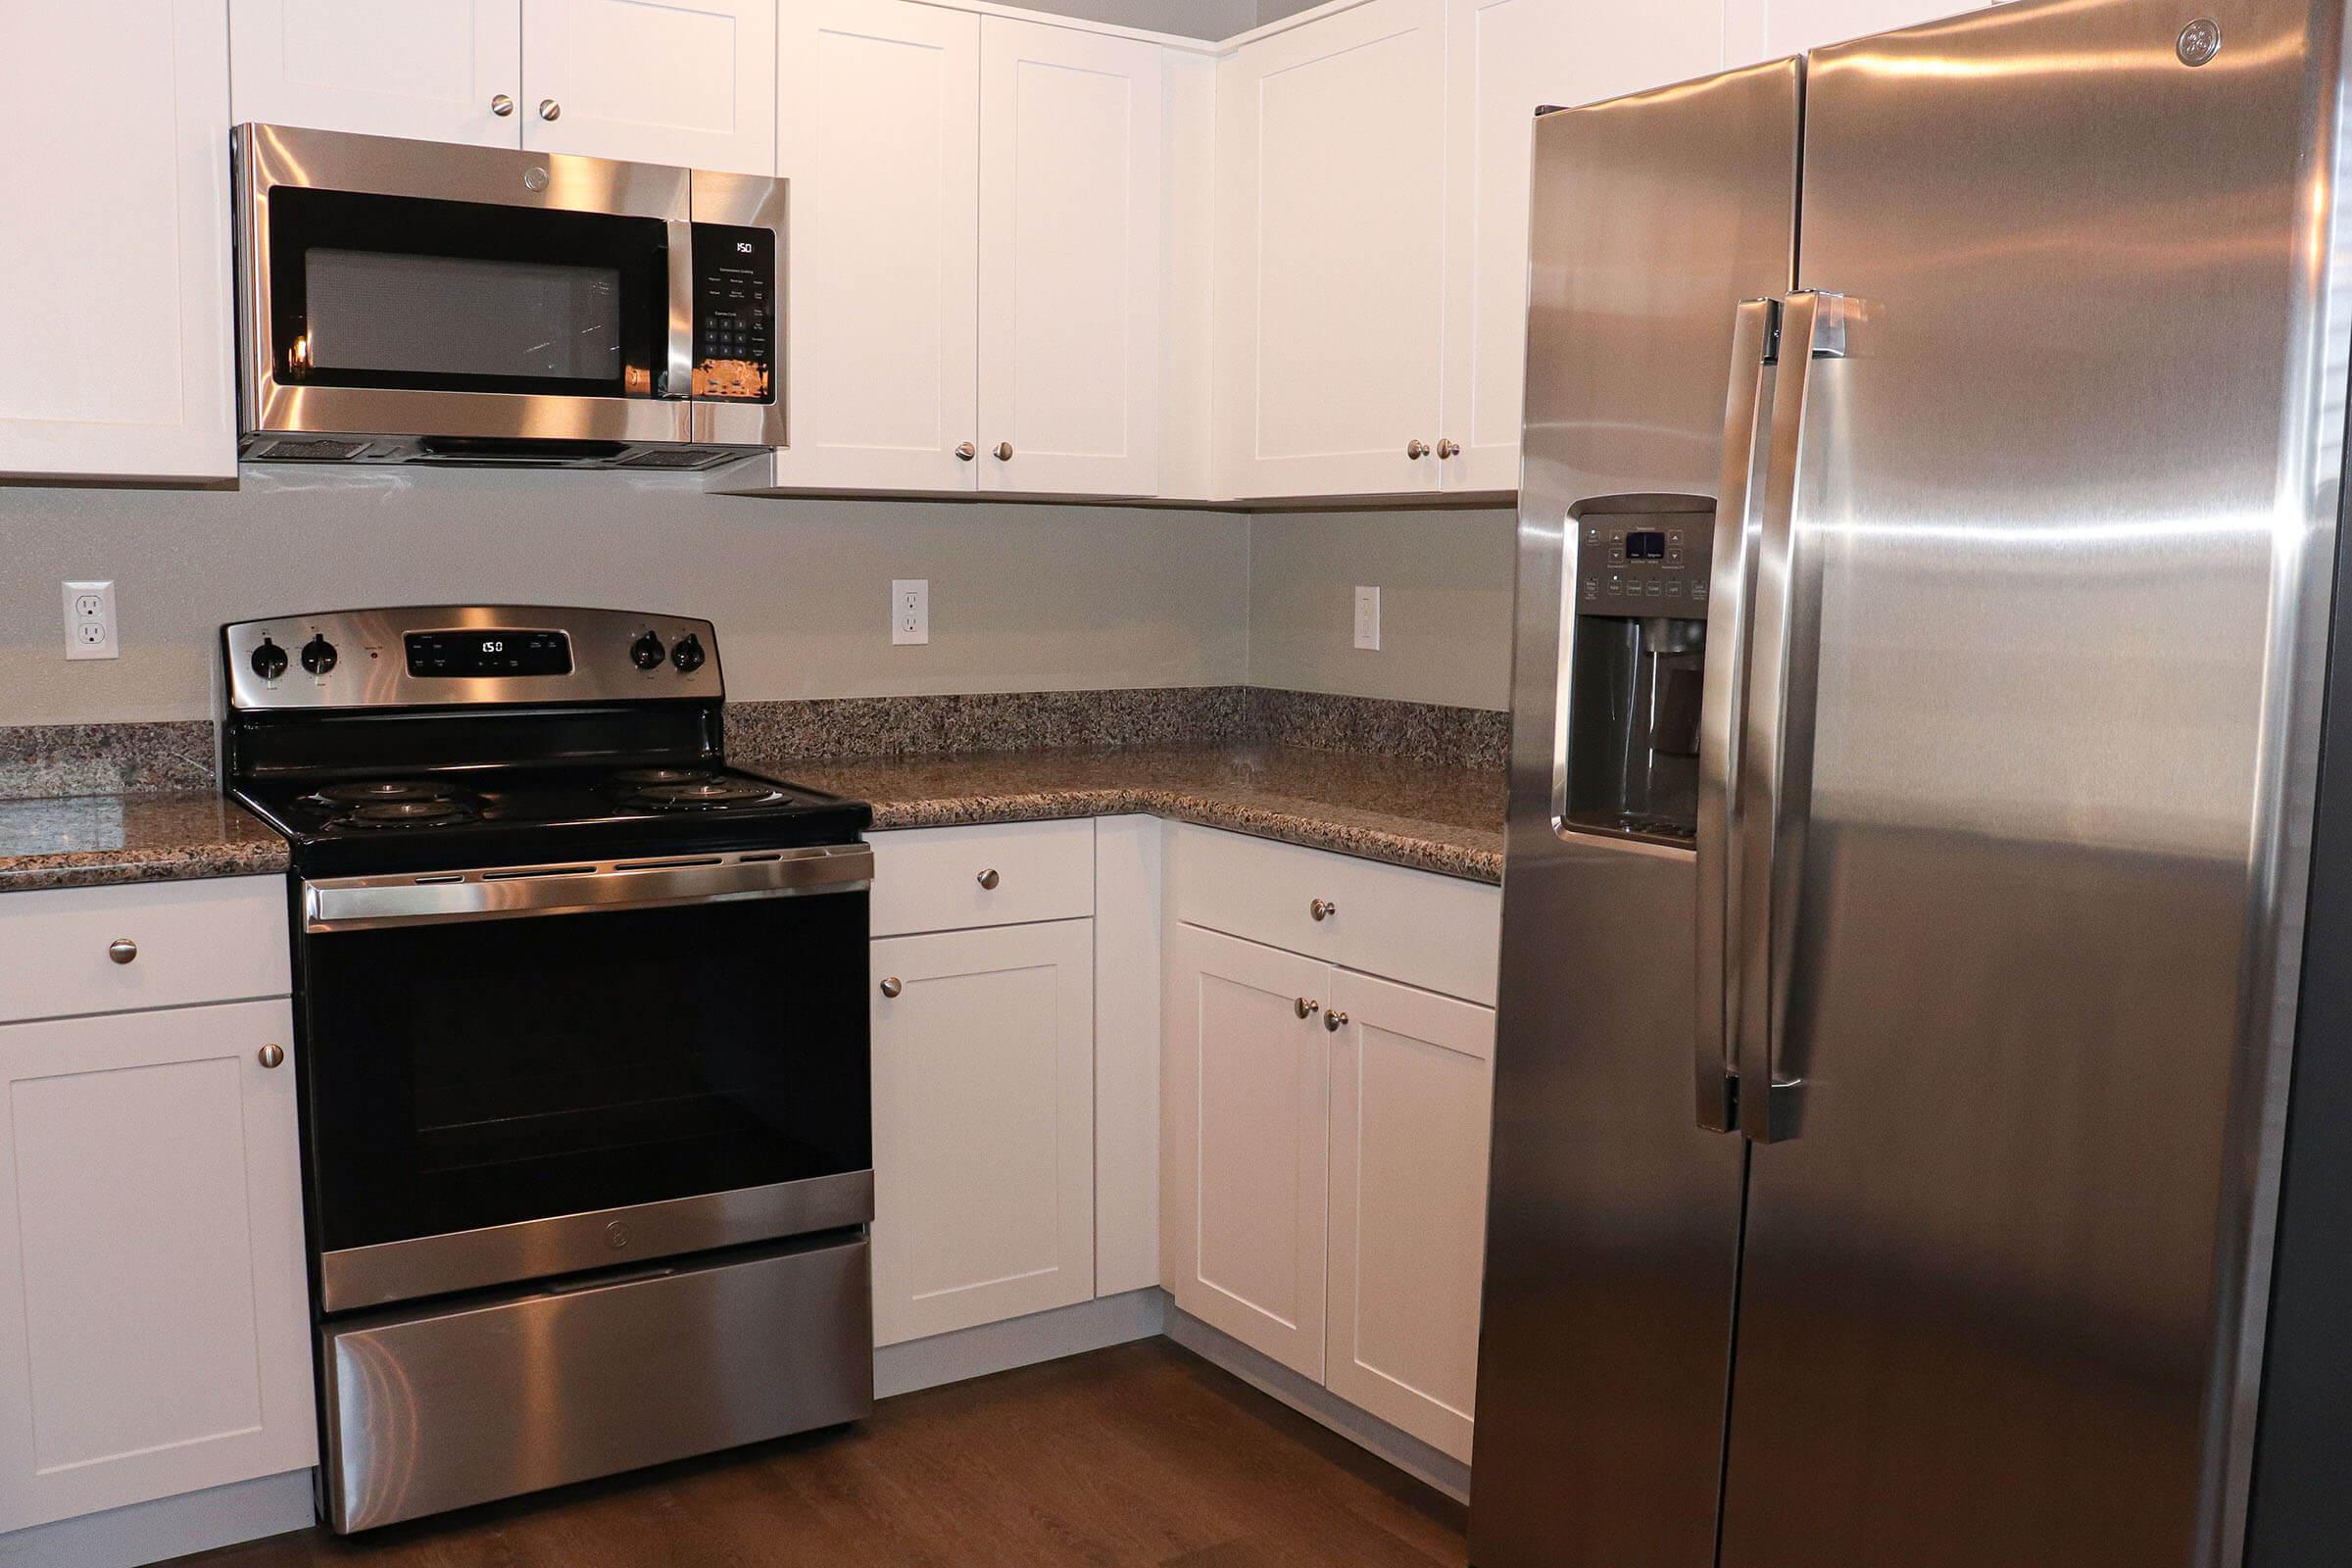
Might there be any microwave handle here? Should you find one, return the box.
[662,219,695,399]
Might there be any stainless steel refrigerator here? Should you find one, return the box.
[1471,2,2352,1565]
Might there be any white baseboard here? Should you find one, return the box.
[875,1288,1169,1399]
[0,1469,315,1568]
[1164,1307,1472,1503]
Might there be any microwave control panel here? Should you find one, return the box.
[1576,513,1716,618]
[692,223,774,402]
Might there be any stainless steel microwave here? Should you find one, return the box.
[233,123,783,468]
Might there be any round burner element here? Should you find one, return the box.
[311,779,467,806]
[341,799,480,829]
[624,778,784,810]
[609,767,717,788]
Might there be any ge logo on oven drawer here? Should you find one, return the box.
[606,1221,631,1250]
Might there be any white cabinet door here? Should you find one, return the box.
[870,920,1095,1347]
[1725,0,1985,63]
[1325,968,1494,1463]
[1438,0,1724,493]
[1164,925,1331,1379]
[230,0,523,146]
[520,0,776,174]
[0,1001,313,1532]
[772,0,980,492]
[975,17,1162,498]
[1214,0,1447,500]
[0,0,234,482]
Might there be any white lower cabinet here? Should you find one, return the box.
[1325,968,1494,1463]
[869,918,1097,1347]
[0,998,315,1533]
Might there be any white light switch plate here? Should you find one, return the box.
[1353,585,1381,651]
[893,579,930,646]
[63,580,118,661]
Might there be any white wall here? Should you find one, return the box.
[0,469,1250,725]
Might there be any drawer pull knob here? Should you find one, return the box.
[880,976,904,999]
[107,938,138,964]
[1310,899,1338,922]
[258,1044,285,1069]
[977,868,1001,890]
[539,98,562,121]
[1295,996,1320,1019]
[1325,1009,1348,1033]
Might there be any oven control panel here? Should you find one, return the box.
[690,223,773,403]
[224,606,723,710]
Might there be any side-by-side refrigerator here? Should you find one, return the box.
[1471,1,2352,1564]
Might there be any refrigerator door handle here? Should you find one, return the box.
[1736,289,1845,1144]
[1693,297,1781,1134]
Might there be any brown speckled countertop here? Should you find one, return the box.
[754,744,1507,884]
[0,794,288,893]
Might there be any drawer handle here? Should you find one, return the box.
[1310,899,1338,922]
[1295,996,1320,1019]
[880,976,904,999]
[1325,1009,1348,1033]
[977,868,1001,891]
[107,938,138,964]
[258,1043,285,1069]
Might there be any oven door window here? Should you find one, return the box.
[302,892,870,1253]
[267,187,669,398]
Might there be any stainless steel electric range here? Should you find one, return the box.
[220,605,876,1534]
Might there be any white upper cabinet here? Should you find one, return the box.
[771,0,982,492]
[231,0,776,172]
[520,0,777,174]
[976,18,1163,498]
[1215,0,1449,501]
[230,0,522,147]
[1438,0,1724,493]
[0,0,234,482]
[1723,0,1990,63]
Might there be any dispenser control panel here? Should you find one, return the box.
[1576,513,1715,616]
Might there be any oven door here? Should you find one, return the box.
[236,122,695,456]
[298,847,873,1313]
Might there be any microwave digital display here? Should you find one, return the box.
[406,630,573,678]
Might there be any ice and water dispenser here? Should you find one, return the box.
[1560,506,1718,845]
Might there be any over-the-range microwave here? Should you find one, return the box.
[233,123,783,469]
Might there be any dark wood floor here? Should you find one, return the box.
[176,1340,1468,1568]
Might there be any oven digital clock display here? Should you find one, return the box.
[406,629,572,677]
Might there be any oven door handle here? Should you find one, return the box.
[303,843,873,933]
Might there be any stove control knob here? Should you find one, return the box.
[300,635,338,676]
[250,637,288,681]
[630,631,666,670]
[670,633,706,673]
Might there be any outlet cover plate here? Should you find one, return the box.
[1353,585,1381,651]
[892,579,930,646]
[64,580,118,661]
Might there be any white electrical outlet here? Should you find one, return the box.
[1353,585,1381,651]
[63,580,118,661]
[892,579,930,646]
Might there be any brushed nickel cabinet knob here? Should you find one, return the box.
[956,442,977,461]
[1310,899,1338,922]
[1324,1009,1348,1033]
[994,442,1014,461]
[879,976,904,999]
[977,868,1001,890]
[1295,997,1321,1019]
[491,94,515,117]
[1405,439,1430,461]
[107,938,137,964]
[1437,438,1461,460]
[258,1044,285,1069]
[539,98,562,121]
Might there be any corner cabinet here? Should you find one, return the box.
[230,0,778,173]
[0,0,235,482]
[0,879,313,1535]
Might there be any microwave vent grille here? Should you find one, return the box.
[252,436,373,462]
[619,448,729,470]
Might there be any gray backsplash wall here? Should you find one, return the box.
[0,468,1250,725]
[1247,507,1517,711]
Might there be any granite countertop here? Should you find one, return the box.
[759,744,1507,884]
[0,793,288,893]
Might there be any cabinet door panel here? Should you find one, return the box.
[1164,925,1330,1378]
[520,0,775,174]
[231,0,523,146]
[1440,0,1723,493]
[1327,968,1494,1462]
[870,921,1094,1346]
[0,1002,313,1531]
[976,18,1162,498]
[0,0,234,481]
[1726,0,1988,63]
[1215,0,1446,500]
[773,0,980,492]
